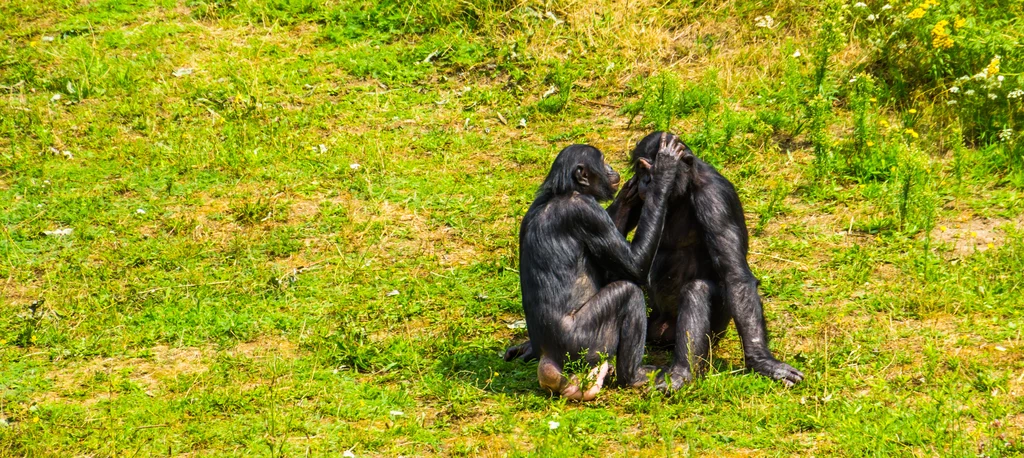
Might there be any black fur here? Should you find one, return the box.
[512,142,682,396]
[607,131,804,388]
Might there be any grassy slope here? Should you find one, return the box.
[1,0,1022,456]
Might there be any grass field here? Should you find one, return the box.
[2,0,1023,456]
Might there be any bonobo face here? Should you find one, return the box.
[588,159,618,202]
[605,163,621,192]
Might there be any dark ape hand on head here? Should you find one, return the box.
[509,143,680,400]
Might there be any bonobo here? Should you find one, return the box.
[514,134,686,401]
[607,131,804,388]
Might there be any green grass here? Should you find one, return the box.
[2,0,1023,456]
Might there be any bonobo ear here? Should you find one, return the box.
[637,158,652,170]
[574,164,590,187]
[681,144,695,165]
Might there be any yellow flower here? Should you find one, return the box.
[905,128,919,138]
[970,231,978,238]
[954,16,966,29]
[931,20,954,49]
[908,7,926,19]
[987,243,994,249]
[986,56,1000,76]
[940,225,948,232]
[869,98,877,102]
[891,166,897,173]
[879,119,890,127]
[908,109,918,114]
[867,141,875,147]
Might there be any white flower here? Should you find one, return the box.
[988,93,998,100]
[997,75,1005,82]
[792,50,802,58]
[854,2,867,7]
[881,3,893,10]
[849,77,858,83]
[946,100,958,105]
[949,86,959,93]
[343,451,356,458]
[965,89,976,96]
[754,15,775,28]
[136,208,146,215]
[389,410,404,416]
[350,163,360,170]
[999,128,1013,141]
[867,14,877,21]
[316,144,327,153]
[172,67,193,78]
[387,290,399,297]
[974,71,988,80]
[1008,89,1024,99]
[43,228,73,237]
[50,93,61,102]
[548,421,560,430]
[957,75,970,82]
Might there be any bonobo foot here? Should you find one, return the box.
[613,365,660,388]
[748,356,804,387]
[538,356,609,402]
[654,367,693,393]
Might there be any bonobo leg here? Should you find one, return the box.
[721,273,804,386]
[536,280,652,400]
[567,280,652,388]
[661,279,715,391]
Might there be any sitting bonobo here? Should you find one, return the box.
[517,134,686,401]
[610,132,803,388]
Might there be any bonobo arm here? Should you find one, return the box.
[606,177,642,236]
[580,134,683,282]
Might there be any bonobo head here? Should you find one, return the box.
[630,131,694,199]
[539,144,620,201]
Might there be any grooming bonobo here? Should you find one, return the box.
[515,135,686,401]
[507,132,803,390]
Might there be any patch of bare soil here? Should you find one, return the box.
[39,345,212,406]
[36,336,302,406]
[930,215,1023,257]
[229,335,299,359]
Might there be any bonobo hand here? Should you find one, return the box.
[648,133,685,194]
[656,132,686,165]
